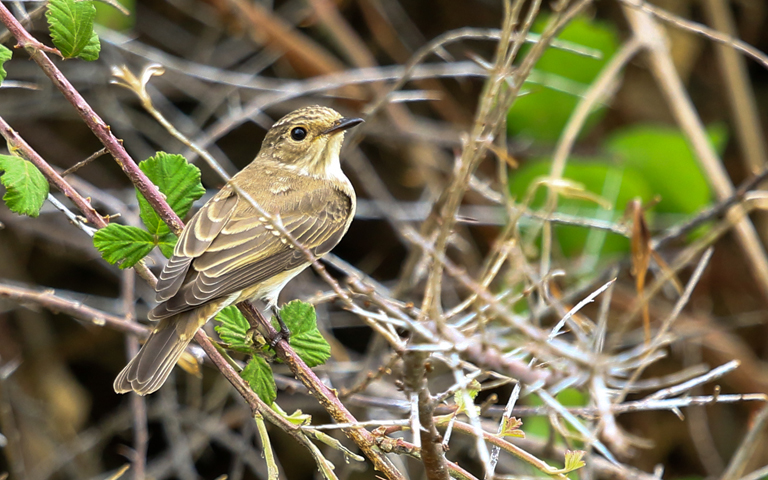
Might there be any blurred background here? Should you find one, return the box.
[2,0,768,479]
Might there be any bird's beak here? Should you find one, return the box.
[322,117,364,135]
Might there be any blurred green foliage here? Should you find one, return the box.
[507,15,619,141]
[506,16,728,261]
[94,0,135,31]
[523,388,588,442]
[510,159,653,256]
[605,124,727,214]
[510,125,725,259]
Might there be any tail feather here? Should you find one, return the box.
[114,310,204,395]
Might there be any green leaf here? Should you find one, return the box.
[454,379,482,416]
[604,125,720,214]
[557,387,588,406]
[93,224,155,268]
[563,450,586,473]
[95,0,135,32]
[508,15,619,141]
[279,406,312,426]
[215,305,250,347]
[0,154,49,217]
[78,31,101,62]
[277,300,331,367]
[241,356,277,405]
[509,158,653,257]
[215,305,267,354]
[46,0,101,61]
[0,45,12,85]
[157,232,178,258]
[137,152,205,236]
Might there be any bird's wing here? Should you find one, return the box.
[149,184,352,320]
[154,185,239,303]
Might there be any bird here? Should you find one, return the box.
[114,105,362,395]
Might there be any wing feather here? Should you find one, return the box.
[149,180,352,320]
[154,187,238,303]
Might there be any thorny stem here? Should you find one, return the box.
[0,114,157,286]
[237,303,406,480]
[0,9,404,479]
[0,3,185,236]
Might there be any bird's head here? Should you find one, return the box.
[260,105,363,177]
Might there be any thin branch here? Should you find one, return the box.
[121,270,148,480]
[0,281,147,337]
[617,0,768,71]
[61,147,110,177]
[0,4,185,236]
[721,405,768,480]
[621,0,768,300]
[0,114,157,285]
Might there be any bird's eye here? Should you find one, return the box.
[291,127,307,141]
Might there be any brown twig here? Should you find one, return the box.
[373,435,478,480]
[237,302,406,480]
[61,147,110,177]
[621,0,768,300]
[0,4,185,236]
[120,270,147,480]
[0,114,158,286]
[617,0,768,70]
[0,281,147,337]
[0,10,404,476]
[653,169,768,250]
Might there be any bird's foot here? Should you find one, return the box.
[269,306,291,347]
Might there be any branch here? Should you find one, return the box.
[0,3,185,236]
[0,114,157,286]
[0,9,404,478]
[0,281,146,337]
[620,0,768,300]
[237,302,406,480]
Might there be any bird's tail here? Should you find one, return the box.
[114,307,211,395]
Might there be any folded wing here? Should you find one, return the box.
[150,182,352,320]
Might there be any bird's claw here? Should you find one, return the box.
[269,307,291,347]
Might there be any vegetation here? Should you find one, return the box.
[1,1,768,480]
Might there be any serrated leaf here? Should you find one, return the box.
[277,300,331,367]
[500,417,525,438]
[215,305,265,354]
[157,232,178,258]
[0,45,12,85]
[241,356,276,405]
[93,224,155,268]
[289,329,331,367]
[278,300,319,335]
[137,152,205,236]
[78,30,101,61]
[46,0,101,60]
[0,154,49,217]
[563,450,586,472]
[215,305,249,344]
[454,379,481,416]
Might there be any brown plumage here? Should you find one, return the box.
[114,106,361,395]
